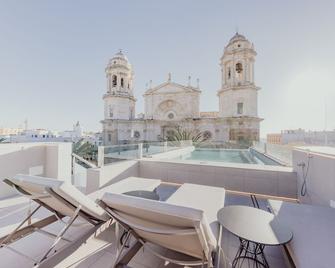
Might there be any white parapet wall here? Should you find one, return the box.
[0,142,72,199]
[86,160,139,194]
[139,158,297,198]
[293,146,335,206]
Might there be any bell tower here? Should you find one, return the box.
[218,33,262,142]
[103,50,136,120]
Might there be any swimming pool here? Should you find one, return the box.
[173,149,281,165]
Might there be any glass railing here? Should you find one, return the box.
[98,140,193,166]
[252,141,293,166]
[99,144,141,165]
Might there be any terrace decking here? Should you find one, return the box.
[0,192,290,268]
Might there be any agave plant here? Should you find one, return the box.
[72,139,98,161]
[166,127,210,147]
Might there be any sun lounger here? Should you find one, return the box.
[268,199,335,268]
[1,175,161,267]
[100,183,226,267]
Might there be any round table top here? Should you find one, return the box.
[217,205,293,246]
[123,190,160,201]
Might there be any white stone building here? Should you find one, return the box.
[267,129,335,146]
[10,122,84,143]
[102,33,262,145]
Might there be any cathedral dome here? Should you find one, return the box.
[107,50,130,69]
[112,50,128,61]
[228,32,249,45]
[224,32,254,54]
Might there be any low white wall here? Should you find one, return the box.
[0,143,72,199]
[139,159,297,198]
[293,147,335,206]
[72,162,87,188]
[45,143,72,181]
[86,160,139,194]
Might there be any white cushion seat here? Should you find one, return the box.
[101,183,226,261]
[11,175,109,221]
[268,199,335,268]
[166,183,226,244]
[11,175,162,222]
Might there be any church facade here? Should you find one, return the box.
[101,33,262,145]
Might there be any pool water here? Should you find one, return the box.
[174,149,279,165]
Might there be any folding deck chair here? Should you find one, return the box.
[1,175,161,267]
[100,183,226,268]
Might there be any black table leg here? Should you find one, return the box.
[232,238,269,268]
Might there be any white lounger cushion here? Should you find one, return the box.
[268,199,335,268]
[88,177,161,201]
[102,192,216,260]
[11,175,162,222]
[12,175,110,221]
[166,183,225,245]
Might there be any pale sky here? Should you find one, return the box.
[0,0,335,137]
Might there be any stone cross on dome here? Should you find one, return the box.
[188,76,191,86]
[168,73,171,82]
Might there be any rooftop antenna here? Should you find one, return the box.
[187,76,191,86]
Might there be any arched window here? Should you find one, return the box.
[236,63,243,74]
[228,68,231,79]
[112,75,117,87]
[203,131,212,140]
[121,78,124,88]
[237,102,243,115]
[134,131,140,139]
[109,105,113,118]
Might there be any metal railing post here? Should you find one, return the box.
[163,141,168,152]
[138,143,143,159]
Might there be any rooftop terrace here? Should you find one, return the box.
[0,142,334,267]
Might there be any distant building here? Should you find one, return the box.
[267,129,335,146]
[102,33,262,145]
[267,133,282,144]
[58,121,83,142]
[82,132,103,146]
[9,122,82,143]
[0,128,23,136]
[10,129,59,143]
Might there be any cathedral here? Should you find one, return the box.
[101,33,262,145]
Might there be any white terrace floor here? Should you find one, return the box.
[0,192,289,268]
